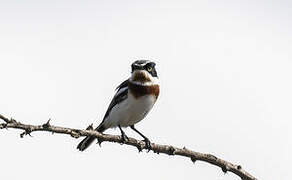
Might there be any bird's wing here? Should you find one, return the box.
[102,79,129,121]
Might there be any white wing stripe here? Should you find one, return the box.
[115,87,128,97]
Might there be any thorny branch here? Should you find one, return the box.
[0,114,257,180]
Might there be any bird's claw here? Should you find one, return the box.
[120,133,129,143]
[142,138,151,152]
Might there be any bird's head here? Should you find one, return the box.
[130,60,158,86]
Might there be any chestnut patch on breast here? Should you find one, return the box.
[128,82,160,99]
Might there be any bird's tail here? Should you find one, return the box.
[77,125,105,151]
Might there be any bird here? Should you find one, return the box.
[77,60,159,151]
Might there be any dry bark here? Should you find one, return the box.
[0,114,257,180]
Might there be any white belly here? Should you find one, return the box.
[102,93,156,129]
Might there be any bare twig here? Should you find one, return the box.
[0,114,257,180]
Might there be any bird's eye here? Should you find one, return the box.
[147,66,152,72]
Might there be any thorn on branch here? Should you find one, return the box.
[191,157,197,164]
[20,129,32,138]
[222,166,227,173]
[42,119,51,129]
[221,165,230,174]
[86,124,94,130]
[9,118,17,123]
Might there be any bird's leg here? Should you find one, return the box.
[130,125,151,150]
[118,125,128,143]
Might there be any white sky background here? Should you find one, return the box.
[0,0,291,179]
